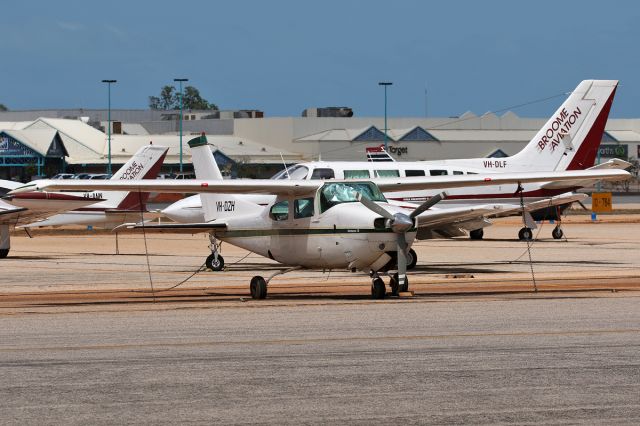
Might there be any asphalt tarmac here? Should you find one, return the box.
[1,216,640,423]
[1,297,640,424]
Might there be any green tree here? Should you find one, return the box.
[149,85,177,110]
[0,104,8,111]
[148,85,218,110]
[182,86,218,110]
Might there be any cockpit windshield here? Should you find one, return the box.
[271,165,309,180]
[319,182,387,213]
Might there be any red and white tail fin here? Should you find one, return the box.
[366,145,395,162]
[188,134,263,222]
[509,80,617,171]
[93,145,168,210]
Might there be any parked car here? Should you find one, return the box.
[174,172,196,179]
[89,174,111,180]
[157,173,176,180]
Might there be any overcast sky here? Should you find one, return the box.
[3,0,639,118]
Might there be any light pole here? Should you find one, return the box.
[101,79,117,175]
[378,82,392,151]
[174,78,189,172]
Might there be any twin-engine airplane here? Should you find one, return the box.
[0,145,168,258]
[161,80,628,242]
[10,135,631,299]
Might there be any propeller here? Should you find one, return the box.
[356,191,447,290]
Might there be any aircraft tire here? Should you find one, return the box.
[552,226,563,240]
[0,249,8,259]
[518,227,533,241]
[390,274,400,296]
[400,276,409,293]
[469,229,484,240]
[206,253,224,271]
[250,276,267,299]
[407,249,417,270]
[371,278,386,299]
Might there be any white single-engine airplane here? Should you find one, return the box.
[161,80,627,243]
[10,135,631,299]
[0,144,168,258]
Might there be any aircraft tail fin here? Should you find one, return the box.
[103,145,168,210]
[366,145,395,162]
[188,134,263,222]
[509,80,618,171]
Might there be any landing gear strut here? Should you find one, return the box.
[249,266,303,299]
[206,234,225,271]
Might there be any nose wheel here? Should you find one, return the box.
[206,253,224,271]
[206,234,225,271]
[518,227,533,241]
[552,225,564,240]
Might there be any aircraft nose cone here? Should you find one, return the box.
[390,213,413,233]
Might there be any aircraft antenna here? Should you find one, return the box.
[280,153,290,179]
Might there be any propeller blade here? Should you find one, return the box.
[396,233,408,287]
[356,192,395,220]
[409,191,447,219]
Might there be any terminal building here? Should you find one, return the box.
[0,107,638,181]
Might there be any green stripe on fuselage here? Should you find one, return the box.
[218,227,415,238]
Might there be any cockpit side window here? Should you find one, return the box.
[269,200,289,221]
[294,197,315,219]
[310,168,335,180]
[271,165,309,180]
[319,182,386,213]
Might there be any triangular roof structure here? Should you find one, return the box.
[1,128,60,157]
[393,126,439,142]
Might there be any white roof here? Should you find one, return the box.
[606,130,640,142]
[1,118,301,165]
[2,128,58,156]
[296,126,537,143]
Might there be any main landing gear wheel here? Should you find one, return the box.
[206,253,225,271]
[552,226,564,240]
[400,276,409,293]
[250,276,267,299]
[390,273,409,294]
[0,249,8,259]
[469,229,484,240]
[518,227,533,241]
[407,249,417,270]
[371,278,386,299]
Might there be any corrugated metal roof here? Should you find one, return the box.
[1,118,302,165]
[605,130,640,142]
[296,127,537,143]
[2,128,58,156]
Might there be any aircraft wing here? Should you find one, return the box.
[415,204,515,228]
[0,193,102,227]
[8,169,631,196]
[115,221,228,234]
